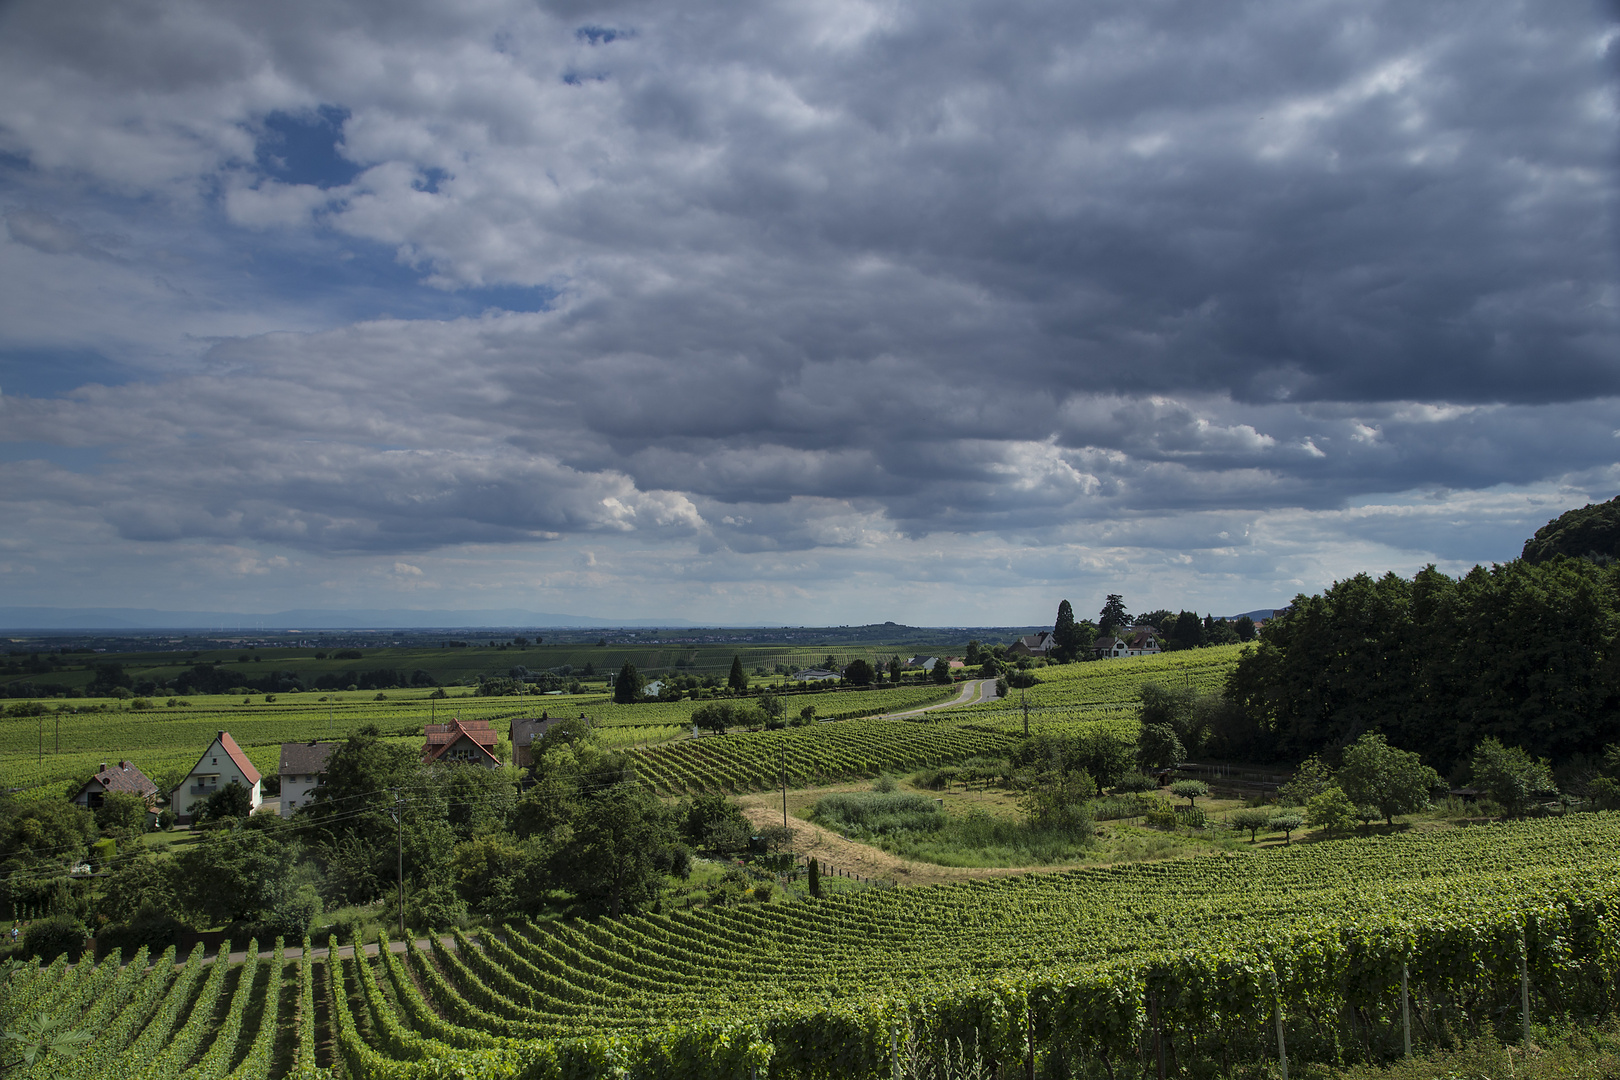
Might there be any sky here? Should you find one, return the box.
[1,0,1618,628]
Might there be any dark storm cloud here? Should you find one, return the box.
[0,0,1615,604]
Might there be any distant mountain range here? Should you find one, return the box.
[0,607,697,630]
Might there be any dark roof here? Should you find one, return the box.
[511,714,565,747]
[77,760,158,800]
[279,741,338,775]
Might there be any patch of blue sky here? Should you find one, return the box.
[0,348,132,397]
[0,442,109,471]
[575,26,631,45]
[254,107,362,190]
[214,227,557,321]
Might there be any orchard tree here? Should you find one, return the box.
[1229,807,1272,842]
[1305,786,1357,838]
[1267,812,1304,845]
[1169,779,1208,807]
[1337,732,1441,825]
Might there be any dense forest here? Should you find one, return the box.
[1226,500,1620,771]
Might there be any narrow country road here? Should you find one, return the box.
[882,677,999,718]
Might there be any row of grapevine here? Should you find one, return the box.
[136,939,241,1079]
[305,815,1620,1078]
[225,942,285,1080]
[625,717,1019,794]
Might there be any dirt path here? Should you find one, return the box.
[736,800,1041,887]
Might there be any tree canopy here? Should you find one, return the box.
[1336,732,1441,825]
[1225,559,1620,767]
[1098,594,1130,638]
[613,661,645,704]
[1522,494,1620,566]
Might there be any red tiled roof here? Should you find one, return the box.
[184,730,260,785]
[422,718,501,765]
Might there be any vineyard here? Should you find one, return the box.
[625,717,1018,794]
[0,648,1243,799]
[0,684,959,798]
[21,814,1620,1078]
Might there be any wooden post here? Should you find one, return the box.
[1275,998,1288,1080]
[1151,991,1165,1080]
[1401,962,1411,1058]
[1520,948,1532,1044]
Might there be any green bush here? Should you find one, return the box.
[23,914,86,962]
[95,906,188,960]
[1112,771,1157,794]
[1174,805,1208,828]
[1143,801,1178,829]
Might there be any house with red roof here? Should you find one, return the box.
[422,717,502,768]
[171,730,262,824]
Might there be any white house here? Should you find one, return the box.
[278,741,337,818]
[173,730,262,824]
[1092,626,1163,658]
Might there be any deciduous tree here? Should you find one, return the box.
[1337,732,1441,825]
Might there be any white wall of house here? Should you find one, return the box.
[279,773,322,818]
[173,735,262,822]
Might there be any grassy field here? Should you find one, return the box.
[1,645,1250,800]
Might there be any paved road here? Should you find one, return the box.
[882,677,999,718]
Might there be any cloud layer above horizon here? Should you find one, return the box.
[1,0,1617,625]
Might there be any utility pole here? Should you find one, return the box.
[391,798,406,939]
[781,736,788,828]
[55,711,60,754]
[1021,683,1030,738]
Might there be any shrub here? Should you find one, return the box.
[1112,771,1157,794]
[23,914,86,962]
[1143,801,1179,829]
[910,767,959,791]
[129,698,153,711]
[95,906,187,960]
[872,774,898,793]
